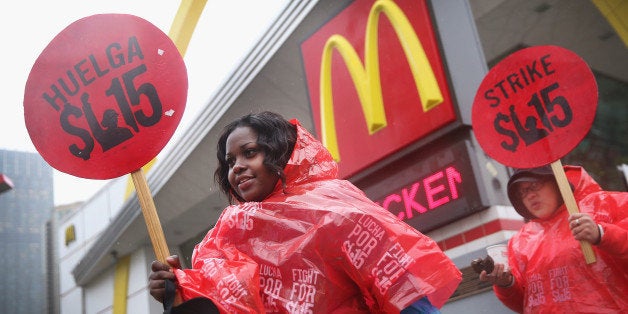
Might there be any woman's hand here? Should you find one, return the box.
[479,263,513,288]
[148,255,181,303]
[568,213,601,244]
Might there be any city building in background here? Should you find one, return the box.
[0,149,53,314]
[49,0,627,313]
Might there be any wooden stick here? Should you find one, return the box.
[125,0,207,265]
[550,160,596,264]
[131,169,170,263]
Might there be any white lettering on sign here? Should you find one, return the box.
[202,259,224,278]
[526,273,546,307]
[260,264,283,313]
[292,268,320,285]
[371,243,414,294]
[217,273,248,306]
[286,267,319,314]
[548,266,571,302]
[226,203,258,230]
[343,215,385,268]
[260,264,283,279]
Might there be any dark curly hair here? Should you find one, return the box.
[214,111,297,203]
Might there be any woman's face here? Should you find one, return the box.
[225,126,279,202]
[519,179,562,219]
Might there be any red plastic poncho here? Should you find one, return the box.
[173,120,462,313]
[495,166,628,313]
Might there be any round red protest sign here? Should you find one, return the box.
[472,45,597,168]
[24,14,187,179]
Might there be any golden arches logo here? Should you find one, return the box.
[320,0,444,161]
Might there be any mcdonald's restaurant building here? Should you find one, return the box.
[54,0,627,313]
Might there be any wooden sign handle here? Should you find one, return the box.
[124,0,207,264]
[131,169,170,263]
[550,160,596,264]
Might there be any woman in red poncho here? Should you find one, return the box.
[479,165,628,313]
[149,111,461,313]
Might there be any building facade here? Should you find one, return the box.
[0,149,54,313]
[54,0,627,313]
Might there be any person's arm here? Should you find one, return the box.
[597,221,628,259]
[600,194,628,260]
[493,278,525,313]
[479,259,524,312]
[572,193,628,261]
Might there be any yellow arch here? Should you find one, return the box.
[592,0,628,48]
[112,255,131,314]
[320,0,444,161]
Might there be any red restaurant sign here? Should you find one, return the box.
[301,0,457,178]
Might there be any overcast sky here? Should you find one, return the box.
[0,0,287,205]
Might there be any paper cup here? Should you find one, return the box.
[486,244,509,271]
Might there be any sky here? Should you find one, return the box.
[0,0,288,205]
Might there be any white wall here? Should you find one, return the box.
[78,246,161,314]
[128,248,162,314]
[56,176,129,314]
[84,269,115,313]
[60,288,83,314]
